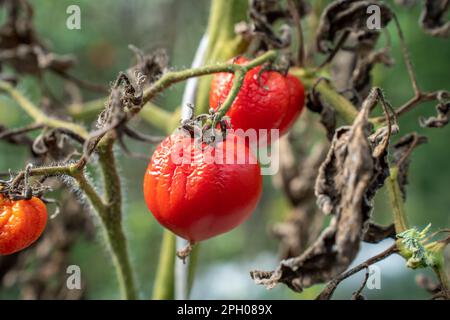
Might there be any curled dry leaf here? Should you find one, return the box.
[328,16,394,100]
[419,91,450,128]
[391,133,428,199]
[316,0,392,54]
[419,0,450,37]
[251,88,390,291]
[0,0,75,75]
[362,222,396,243]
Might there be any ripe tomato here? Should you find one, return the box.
[143,132,262,242]
[0,194,47,255]
[279,74,305,136]
[210,56,305,141]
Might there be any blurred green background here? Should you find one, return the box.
[0,0,449,299]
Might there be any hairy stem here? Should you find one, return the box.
[316,244,398,300]
[386,167,409,234]
[142,50,276,108]
[97,134,138,299]
[69,97,172,132]
[212,69,245,126]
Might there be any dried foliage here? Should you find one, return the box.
[251,88,392,291]
[391,133,427,199]
[419,0,450,37]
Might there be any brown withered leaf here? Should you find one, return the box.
[316,0,392,54]
[419,0,450,37]
[0,0,75,75]
[419,92,450,128]
[391,133,427,199]
[251,89,390,291]
[329,20,393,101]
[362,222,396,243]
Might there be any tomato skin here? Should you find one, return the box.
[210,57,305,140]
[279,74,305,136]
[143,132,262,242]
[0,195,47,255]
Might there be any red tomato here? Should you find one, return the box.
[143,132,262,242]
[279,74,305,136]
[0,194,47,255]
[210,56,305,141]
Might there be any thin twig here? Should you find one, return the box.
[393,14,420,96]
[287,0,305,67]
[316,30,350,70]
[316,244,398,300]
[351,267,370,300]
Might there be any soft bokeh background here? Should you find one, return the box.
[0,0,448,299]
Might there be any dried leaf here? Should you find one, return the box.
[316,0,392,54]
[391,133,427,199]
[420,0,450,37]
[362,222,396,243]
[251,89,390,291]
[419,92,450,128]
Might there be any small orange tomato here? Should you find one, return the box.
[0,194,47,255]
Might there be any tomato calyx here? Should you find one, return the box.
[0,164,52,202]
[179,106,231,146]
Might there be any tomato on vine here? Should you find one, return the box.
[143,131,262,242]
[209,56,305,141]
[0,194,47,255]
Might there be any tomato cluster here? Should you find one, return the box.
[144,57,305,242]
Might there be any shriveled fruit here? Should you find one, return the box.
[0,194,47,255]
[143,132,262,242]
[210,56,305,141]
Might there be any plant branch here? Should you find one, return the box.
[290,68,359,124]
[96,133,138,299]
[152,231,176,299]
[141,50,278,107]
[386,166,409,234]
[316,244,399,300]
[0,80,88,139]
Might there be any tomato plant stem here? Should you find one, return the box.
[153,231,176,299]
[97,134,138,299]
[386,166,409,234]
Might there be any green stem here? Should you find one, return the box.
[0,80,88,139]
[195,0,249,114]
[187,243,200,294]
[97,134,138,299]
[386,166,409,234]
[152,231,176,299]
[290,68,359,124]
[139,104,173,132]
[433,264,450,294]
[212,69,245,126]
[68,97,172,133]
